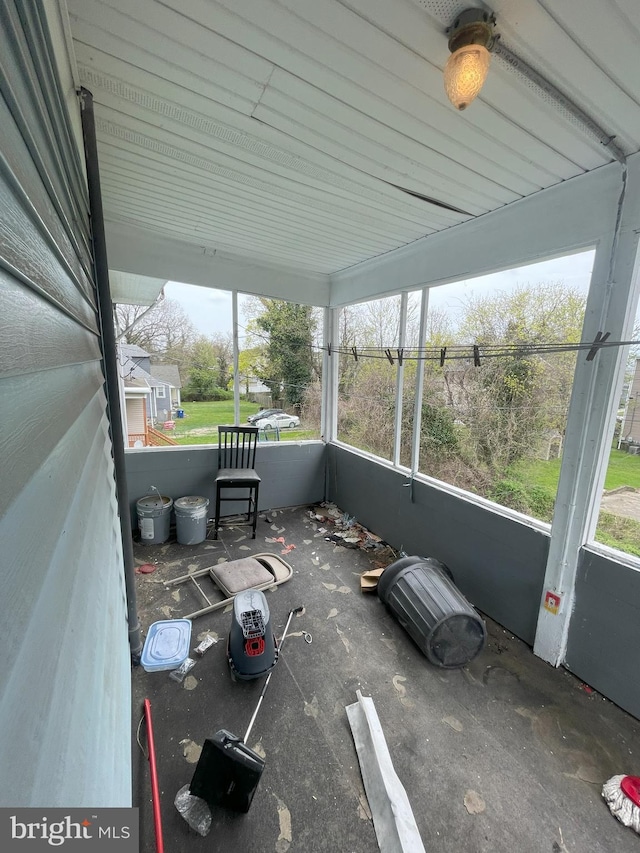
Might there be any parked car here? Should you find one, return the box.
[247,408,284,424]
[256,412,300,430]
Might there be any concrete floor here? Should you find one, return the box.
[131,505,640,853]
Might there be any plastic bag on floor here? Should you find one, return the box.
[174,783,212,836]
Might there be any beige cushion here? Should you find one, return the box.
[209,557,273,595]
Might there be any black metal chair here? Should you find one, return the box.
[213,425,261,539]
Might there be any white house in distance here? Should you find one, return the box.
[117,344,181,446]
[149,363,182,411]
[620,358,640,445]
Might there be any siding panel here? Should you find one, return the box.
[0,364,105,517]
[0,0,90,263]
[0,95,93,297]
[0,273,100,378]
[0,0,130,807]
[0,410,130,805]
[0,172,97,329]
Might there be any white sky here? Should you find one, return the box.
[163,280,234,337]
[164,249,598,339]
[426,250,596,318]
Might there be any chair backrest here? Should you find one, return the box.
[218,425,259,469]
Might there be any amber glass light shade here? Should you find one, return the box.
[444,43,491,110]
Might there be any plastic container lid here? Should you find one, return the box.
[141,619,192,672]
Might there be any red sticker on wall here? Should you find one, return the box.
[544,591,561,615]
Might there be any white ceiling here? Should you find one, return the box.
[64,0,640,292]
[108,271,166,305]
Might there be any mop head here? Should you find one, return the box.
[602,775,640,834]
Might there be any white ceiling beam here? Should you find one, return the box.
[104,220,331,306]
[329,157,640,305]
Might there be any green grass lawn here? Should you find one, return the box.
[506,448,640,556]
[511,449,640,496]
[167,401,319,444]
[601,449,640,490]
[171,400,256,433]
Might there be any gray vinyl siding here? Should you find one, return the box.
[0,0,131,806]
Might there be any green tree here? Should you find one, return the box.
[238,347,268,395]
[254,300,316,408]
[183,335,232,401]
[114,295,196,369]
[452,281,587,472]
[208,333,233,390]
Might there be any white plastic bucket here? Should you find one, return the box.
[137,494,173,544]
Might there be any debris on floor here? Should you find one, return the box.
[194,635,218,656]
[169,658,196,683]
[463,790,486,815]
[266,534,297,555]
[132,505,640,853]
[174,784,212,836]
[308,502,398,564]
[346,690,426,853]
[360,567,385,593]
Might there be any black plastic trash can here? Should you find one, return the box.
[377,556,486,668]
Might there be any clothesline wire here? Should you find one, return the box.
[315,335,639,363]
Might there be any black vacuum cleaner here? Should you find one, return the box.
[189,597,303,813]
[226,589,278,681]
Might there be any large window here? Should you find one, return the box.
[333,254,596,525]
[414,254,593,521]
[594,303,640,557]
[117,284,322,446]
[337,296,403,461]
[239,296,322,442]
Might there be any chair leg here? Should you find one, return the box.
[213,485,221,540]
[252,483,259,539]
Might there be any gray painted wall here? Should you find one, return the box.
[0,1,131,806]
[124,441,326,530]
[565,549,640,719]
[327,444,550,645]
[125,441,549,646]
[124,439,640,721]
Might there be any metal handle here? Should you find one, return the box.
[243,606,303,743]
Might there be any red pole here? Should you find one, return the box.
[144,699,164,853]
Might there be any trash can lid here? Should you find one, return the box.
[175,495,209,511]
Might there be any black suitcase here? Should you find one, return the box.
[189,729,265,813]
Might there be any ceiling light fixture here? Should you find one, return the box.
[441,6,625,163]
[444,8,497,111]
